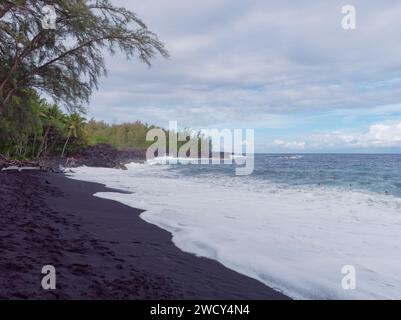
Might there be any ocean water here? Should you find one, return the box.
[67,154,401,299]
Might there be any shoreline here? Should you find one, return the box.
[0,171,288,299]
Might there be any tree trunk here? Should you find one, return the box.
[32,134,37,158]
[36,126,50,158]
[61,135,71,158]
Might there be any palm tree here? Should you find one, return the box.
[61,113,86,157]
[36,104,65,158]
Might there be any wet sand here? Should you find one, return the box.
[0,171,288,299]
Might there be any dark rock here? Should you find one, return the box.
[64,144,145,169]
[1,144,145,172]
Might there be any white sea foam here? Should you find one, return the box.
[67,163,401,299]
[280,155,304,160]
[146,156,201,165]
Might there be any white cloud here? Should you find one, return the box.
[86,0,401,128]
[274,122,401,151]
[273,139,306,150]
[367,123,401,146]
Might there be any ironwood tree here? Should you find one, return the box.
[0,0,168,113]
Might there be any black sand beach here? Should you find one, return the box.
[0,171,288,300]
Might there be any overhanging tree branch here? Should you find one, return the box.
[0,0,168,113]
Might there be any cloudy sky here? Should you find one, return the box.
[87,0,401,153]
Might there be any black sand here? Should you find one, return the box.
[0,171,288,299]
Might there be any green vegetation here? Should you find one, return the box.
[0,0,168,113]
[86,120,211,154]
[0,90,87,158]
[0,1,170,160]
[86,119,155,150]
[0,90,210,159]
[0,2,210,161]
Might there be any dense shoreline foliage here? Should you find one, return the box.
[0,90,86,159]
[0,90,210,160]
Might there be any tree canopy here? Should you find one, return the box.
[0,0,168,113]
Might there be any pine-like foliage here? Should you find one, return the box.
[0,0,168,112]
